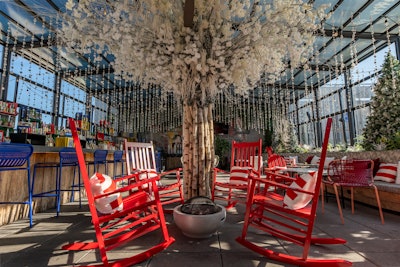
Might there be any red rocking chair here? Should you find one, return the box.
[61,118,174,267]
[236,118,352,266]
[124,140,184,213]
[212,139,262,209]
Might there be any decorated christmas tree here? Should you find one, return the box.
[363,52,400,150]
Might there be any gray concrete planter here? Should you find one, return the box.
[173,203,226,238]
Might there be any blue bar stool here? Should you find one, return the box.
[86,149,108,175]
[59,148,82,206]
[0,143,34,227]
[107,150,125,179]
[31,147,82,218]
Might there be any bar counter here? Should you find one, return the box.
[0,145,123,226]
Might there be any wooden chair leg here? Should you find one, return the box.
[333,184,344,224]
[373,186,385,224]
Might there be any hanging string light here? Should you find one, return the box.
[370,19,378,82]
[1,23,12,98]
[350,25,359,81]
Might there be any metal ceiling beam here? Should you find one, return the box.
[61,66,115,78]
[319,29,398,41]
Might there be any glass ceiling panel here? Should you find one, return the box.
[323,0,370,29]
[311,36,331,53]
[20,0,60,20]
[345,0,400,31]
[0,13,29,42]
[0,1,47,36]
[55,46,90,69]
[364,14,400,33]
[316,38,352,65]
[313,0,334,14]
[51,0,68,12]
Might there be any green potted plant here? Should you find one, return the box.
[214,136,230,170]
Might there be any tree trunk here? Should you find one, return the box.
[182,101,215,199]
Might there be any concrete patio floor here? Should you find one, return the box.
[0,192,399,267]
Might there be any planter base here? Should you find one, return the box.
[173,204,226,238]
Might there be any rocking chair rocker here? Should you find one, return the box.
[62,118,174,267]
[236,118,352,266]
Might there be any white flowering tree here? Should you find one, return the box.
[61,0,326,199]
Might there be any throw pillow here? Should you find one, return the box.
[132,169,163,187]
[310,156,320,165]
[324,157,335,168]
[374,163,397,183]
[90,173,123,214]
[229,166,251,185]
[283,171,317,210]
[310,155,334,168]
[138,169,160,181]
[305,155,314,164]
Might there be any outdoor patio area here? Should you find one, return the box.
[0,191,399,267]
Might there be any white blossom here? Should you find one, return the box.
[59,0,327,104]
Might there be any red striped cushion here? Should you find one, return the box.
[283,172,317,210]
[374,163,397,183]
[90,173,123,214]
[137,169,162,188]
[229,166,251,185]
[137,169,158,180]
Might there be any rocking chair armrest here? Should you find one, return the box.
[250,175,315,196]
[250,168,261,177]
[160,168,182,176]
[114,174,137,183]
[213,167,229,174]
[264,170,296,183]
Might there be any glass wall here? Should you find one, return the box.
[9,53,56,125]
[294,42,399,148]
[58,81,87,128]
[0,44,120,135]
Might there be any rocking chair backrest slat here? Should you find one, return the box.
[125,141,157,174]
[230,140,262,174]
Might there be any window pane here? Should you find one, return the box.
[350,43,397,83]
[61,80,86,102]
[0,44,3,69]
[63,97,86,118]
[6,75,17,102]
[10,53,55,88]
[17,80,54,112]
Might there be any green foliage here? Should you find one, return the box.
[386,132,400,150]
[346,135,365,152]
[363,52,400,150]
[214,135,230,158]
[264,129,273,147]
